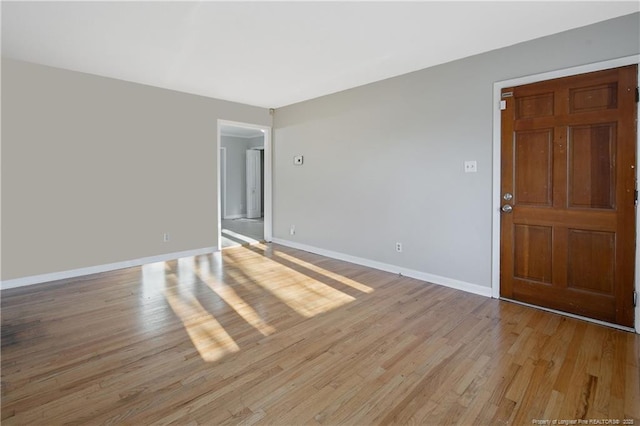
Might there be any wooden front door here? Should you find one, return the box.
[500,65,637,327]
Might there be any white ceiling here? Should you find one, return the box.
[2,1,638,108]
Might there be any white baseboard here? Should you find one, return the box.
[271,238,492,298]
[2,238,493,299]
[1,246,218,290]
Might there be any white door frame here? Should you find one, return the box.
[217,119,272,250]
[491,55,640,333]
[220,147,227,219]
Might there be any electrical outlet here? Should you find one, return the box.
[163,232,170,242]
[464,160,477,173]
[395,242,402,252]
[290,225,296,236]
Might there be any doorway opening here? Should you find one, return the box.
[217,120,272,249]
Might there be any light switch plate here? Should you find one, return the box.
[464,160,477,173]
[294,155,304,165]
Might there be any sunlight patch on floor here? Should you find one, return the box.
[273,250,374,294]
[164,277,240,362]
[196,266,276,337]
[142,247,366,362]
[225,249,356,318]
[140,261,169,299]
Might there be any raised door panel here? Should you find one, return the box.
[568,123,616,209]
[515,129,553,206]
[516,92,554,119]
[513,225,553,283]
[569,83,617,113]
[567,229,615,295]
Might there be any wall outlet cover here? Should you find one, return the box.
[293,155,304,165]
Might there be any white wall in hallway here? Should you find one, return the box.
[221,135,264,218]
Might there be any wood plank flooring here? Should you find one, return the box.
[2,243,639,425]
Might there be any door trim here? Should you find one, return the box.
[220,147,227,219]
[491,55,640,333]
[217,119,273,250]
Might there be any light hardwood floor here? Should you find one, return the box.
[2,243,639,425]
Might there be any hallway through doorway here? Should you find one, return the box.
[221,217,264,248]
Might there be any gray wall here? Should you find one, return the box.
[272,13,640,289]
[2,58,270,280]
